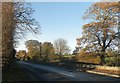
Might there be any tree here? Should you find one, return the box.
[2,2,40,69]
[41,42,55,62]
[81,2,120,65]
[16,50,27,60]
[2,2,15,69]
[14,2,41,40]
[25,40,40,59]
[54,38,71,60]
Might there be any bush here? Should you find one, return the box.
[105,56,120,66]
[76,52,101,64]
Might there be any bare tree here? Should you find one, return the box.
[54,38,71,59]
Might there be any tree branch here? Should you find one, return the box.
[95,34,102,46]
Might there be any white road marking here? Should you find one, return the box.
[61,72,74,77]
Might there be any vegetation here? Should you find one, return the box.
[2,2,40,70]
[16,50,27,60]
[2,2,15,70]
[2,2,120,72]
[41,42,55,62]
[3,1,120,82]
[105,51,120,66]
[25,40,40,59]
[79,2,120,65]
[54,38,71,61]
[2,62,29,81]
[76,49,101,64]
[24,39,72,62]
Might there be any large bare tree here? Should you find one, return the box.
[81,2,120,65]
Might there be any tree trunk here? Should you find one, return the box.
[100,49,106,65]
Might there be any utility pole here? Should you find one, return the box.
[39,42,42,61]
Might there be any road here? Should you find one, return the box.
[17,61,120,82]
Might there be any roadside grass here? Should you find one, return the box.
[93,68,119,75]
[2,62,28,82]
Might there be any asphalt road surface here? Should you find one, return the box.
[17,61,120,82]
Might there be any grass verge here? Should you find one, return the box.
[2,62,29,82]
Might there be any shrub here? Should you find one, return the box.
[105,56,120,66]
[76,52,101,64]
